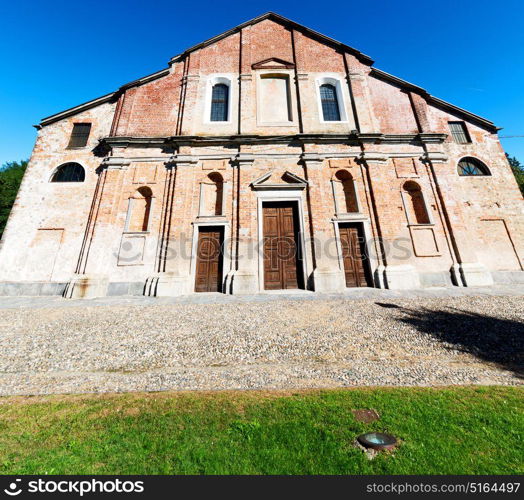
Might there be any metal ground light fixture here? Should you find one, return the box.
[356,432,397,451]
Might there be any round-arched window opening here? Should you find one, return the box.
[50,162,85,182]
[458,157,491,177]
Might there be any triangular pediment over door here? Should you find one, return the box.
[251,170,307,190]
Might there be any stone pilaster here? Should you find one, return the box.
[302,152,345,292]
[65,157,130,298]
[150,154,199,296]
[229,153,259,294]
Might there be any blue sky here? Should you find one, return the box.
[1,0,523,165]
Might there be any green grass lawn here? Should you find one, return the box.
[0,387,522,475]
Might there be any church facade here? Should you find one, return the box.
[1,12,522,298]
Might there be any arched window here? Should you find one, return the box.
[200,172,224,216]
[458,157,491,176]
[210,84,229,122]
[320,84,341,121]
[333,170,359,213]
[127,186,152,232]
[50,162,85,182]
[402,181,430,224]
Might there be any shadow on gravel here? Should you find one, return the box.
[377,303,524,379]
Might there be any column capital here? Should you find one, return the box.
[102,157,131,170]
[169,154,199,168]
[233,153,256,167]
[359,152,389,164]
[421,151,448,163]
[300,152,325,165]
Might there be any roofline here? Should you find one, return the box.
[36,68,170,129]
[370,68,498,132]
[36,13,499,133]
[168,12,374,66]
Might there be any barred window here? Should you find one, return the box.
[320,84,341,121]
[50,163,85,182]
[458,157,491,176]
[67,123,91,148]
[210,84,229,122]
[449,121,471,144]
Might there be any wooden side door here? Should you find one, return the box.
[339,223,371,287]
[194,227,224,292]
[263,202,302,290]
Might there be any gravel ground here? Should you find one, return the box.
[0,293,522,395]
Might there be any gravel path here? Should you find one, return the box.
[0,293,522,395]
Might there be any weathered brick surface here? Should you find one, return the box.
[0,14,521,295]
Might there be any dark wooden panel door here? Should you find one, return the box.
[195,227,224,292]
[339,223,371,288]
[263,202,303,290]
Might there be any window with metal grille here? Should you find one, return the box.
[50,162,85,182]
[67,123,91,148]
[449,121,471,144]
[458,157,490,176]
[320,84,341,121]
[210,84,229,122]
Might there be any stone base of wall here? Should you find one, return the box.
[0,282,67,297]
[491,270,524,284]
[64,275,109,299]
[312,268,346,293]
[384,265,421,289]
[419,271,454,288]
[1,270,522,297]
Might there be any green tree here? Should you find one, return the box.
[0,159,28,239]
[506,153,524,196]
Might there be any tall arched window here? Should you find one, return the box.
[402,181,430,224]
[200,172,224,216]
[320,84,341,121]
[458,157,491,176]
[50,162,85,182]
[127,186,152,232]
[210,84,229,122]
[333,170,359,213]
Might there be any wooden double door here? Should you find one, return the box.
[339,223,372,288]
[263,201,304,290]
[194,227,224,293]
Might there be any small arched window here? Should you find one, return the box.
[127,186,153,232]
[320,84,341,121]
[333,170,359,213]
[50,162,85,182]
[210,84,229,122]
[458,157,491,176]
[403,181,430,224]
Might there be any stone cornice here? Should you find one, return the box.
[99,133,449,153]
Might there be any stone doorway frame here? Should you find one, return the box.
[332,215,379,288]
[189,220,231,293]
[256,191,309,292]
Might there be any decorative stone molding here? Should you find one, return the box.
[170,154,199,168]
[233,153,256,167]
[251,170,308,190]
[421,151,448,163]
[418,133,448,144]
[300,152,324,165]
[102,157,131,170]
[359,152,389,164]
